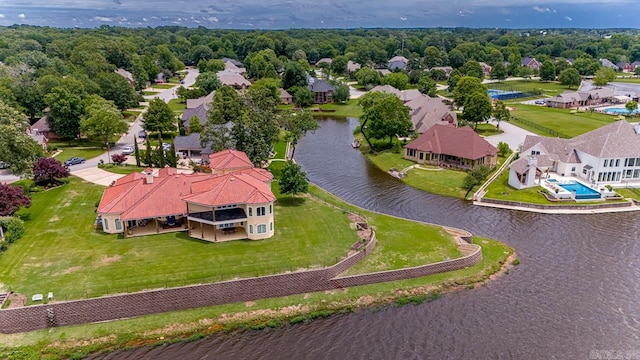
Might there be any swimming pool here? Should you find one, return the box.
[604,107,638,115]
[558,181,601,200]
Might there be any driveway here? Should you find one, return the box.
[72,167,125,187]
[484,120,536,152]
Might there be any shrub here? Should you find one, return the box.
[512,259,521,266]
[0,216,25,244]
[112,153,127,165]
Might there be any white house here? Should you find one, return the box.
[509,121,640,189]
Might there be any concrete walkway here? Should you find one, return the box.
[72,168,125,186]
[483,120,536,152]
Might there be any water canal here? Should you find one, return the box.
[100,117,640,359]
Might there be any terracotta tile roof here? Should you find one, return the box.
[209,149,254,170]
[183,172,275,207]
[405,125,497,160]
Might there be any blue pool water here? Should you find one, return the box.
[604,107,638,115]
[558,181,601,200]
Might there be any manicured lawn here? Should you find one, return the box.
[122,110,142,122]
[168,98,187,114]
[365,150,469,199]
[488,80,570,97]
[100,164,147,175]
[272,141,287,160]
[142,91,158,96]
[1,177,359,302]
[49,140,108,162]
[474,122,503,136]
[150,83,177,90]
[508,104,618,137]
[616,187,640,201]
[314,99,362,118]
[365,150,414,171]
[612,77,640,84]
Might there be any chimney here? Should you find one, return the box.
[145,168,154,184]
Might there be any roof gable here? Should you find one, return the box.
[405,124,497,159]
[209,149,254,170]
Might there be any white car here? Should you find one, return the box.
[162,143,171,151]
[122,145,135,155]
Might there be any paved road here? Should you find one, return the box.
[68,67,199,174]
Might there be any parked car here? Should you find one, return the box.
[0,161,9,169]
[122,145,135,155]
[534,99,546,105]
[162,142,171,151]
[138,130,147,139]
[64,157,86,166]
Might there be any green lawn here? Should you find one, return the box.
[122,110,142,122]
[315,99,362,118]
[615,187,640,201]
[168,98,187,114]
[49,140,108,162]
[272,141,287,160]
[612,77,640,84]
[474,122,503,136]
[142,91,159,96]
[365,150,469,198]
[100,164,147,175]
[488,80,570,97]
[150,83,177,90]
[508,104,619,137]
[1,177,359,302]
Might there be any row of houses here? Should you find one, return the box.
[545,88,615,109]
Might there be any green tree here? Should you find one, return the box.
[492,100,511,129]
[188,116,202,133]
[625,100,637,116]
[460,60,484,79]
[291,86,314,108]
[362,93,412,146]
[382,72,409,90]
[279,160,309,197]
[194,72,222,93]
[134,137,141,167]
[333,83,350,103]
[95,72,138,110]
[539,60,556,82]
[558,68,582,88]
[462,90,492,129]
[354,67,381,87]
[423,46,444,68]
[207,86,244,125]
[80,95,129,146]
[281,110,319,157]
[447,69,463,92]
[462,164,491,197]
[0,100,41,177]
[489,62,507,80]
[417,76,436,97]
[249,78,281,102]
[497,142,512,157]
[281,61,308,90]
[142,98,176,137]
[331,55,348,76]
[45,85,84,141]
[593,67,616,87]
[453,76,486,108]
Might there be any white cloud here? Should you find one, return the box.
[94,16,113,22]
[0,14,5,18]
[400,16,407,21]
[533,6,551,13]
[207,16,218,22]
[18,13,26,19]
[564,15,573,21]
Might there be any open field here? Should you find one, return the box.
[49,140,109,162]
[508,104,619,138]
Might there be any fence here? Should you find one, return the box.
[487,82,544,98]
[479,197,634,210]
[510,116,571,138]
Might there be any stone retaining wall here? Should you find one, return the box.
[480,197,633,210]
[0,227,482,334]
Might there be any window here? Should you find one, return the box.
[270,222,273,231]
[615,159,620,167]
[103,219,109,230]
[531,150,540,155]
[249,225,253,234]
[257,207,266,216]
[571,167,576,172]
[115,219,122,231]
[604,159,608,167]
[582,168,588,175]
[419,153,424,160]
[269,204,272,214]
[248,207,252,216]
[257,224,267,234]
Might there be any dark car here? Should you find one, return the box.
[138,130,147,139]
[0,161,9,169]
[64,157,86,166]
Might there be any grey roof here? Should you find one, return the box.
[547,88,614,104]
[115,68,134,82]
[316,58,332,65]
[279,88,292,99]
[389,56,408,63]
[369,85,421,103]
[174,133,205,151]
[223,61,246,74]
[309,79,334,93]
[370,85,401,97]
[517,121,640,168]
[600,58,619,70]
[388,60,407,70]
[181,104,209,128]
[510,154,555,174]
[217,72,251,87]
[186,91,214,109]
[32,115,51,132]
[404,95,457,133]
[522,57,537,66]
[347,61,361,73]
[221,58,242,66]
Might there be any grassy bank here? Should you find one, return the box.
[0,236,512,358]
[315,99,362,118]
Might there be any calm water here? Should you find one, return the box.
[97,117,640,360]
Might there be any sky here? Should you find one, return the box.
[0,0,639,29]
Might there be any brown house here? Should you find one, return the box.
[404,125,498,170]
[279,88,293,104]
[308,78,334,104]
[545,88,614,109]
[31,115,58,140]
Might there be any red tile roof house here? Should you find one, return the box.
[403,125,498,170]
[97,149,276,242]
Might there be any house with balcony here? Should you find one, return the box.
[97,149,275,242]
